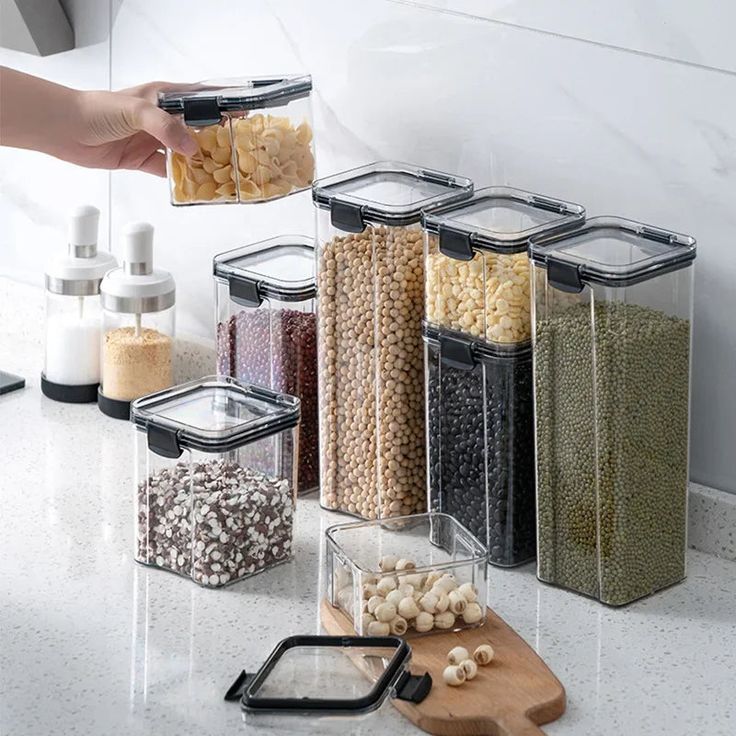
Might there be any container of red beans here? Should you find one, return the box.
[214,235,318,495]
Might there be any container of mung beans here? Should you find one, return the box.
[313,162,473,520]
[423,322,535,567]
[529,217,696,606]
[158,75,314,205]
[325,512,488,636]
[213,235,318,496]
[421,188,584,566]
[132,375,299,588]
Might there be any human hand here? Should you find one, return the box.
[0,68,198,176]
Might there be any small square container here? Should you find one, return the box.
[530,217,696,605]
[131,375,300,588]
[214,236,318,495]
[424,323,535,567]
[159,75,314,205]
[423,187,585,344]
[314,162,474,520]
[226,635,431,734]
[324,512,488,637]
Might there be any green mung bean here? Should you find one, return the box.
[535,301,690,605]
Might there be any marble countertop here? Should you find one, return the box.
[1,279,735,736]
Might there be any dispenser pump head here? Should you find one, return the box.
[68,205,100,258]
[122,221,154,276]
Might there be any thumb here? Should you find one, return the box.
[132,101,198,156]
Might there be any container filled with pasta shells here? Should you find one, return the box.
[158,75,315,205]
[313,162,473,521]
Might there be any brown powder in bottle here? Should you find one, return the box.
[102,327,172,401]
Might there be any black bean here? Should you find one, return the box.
[426,336,536,566]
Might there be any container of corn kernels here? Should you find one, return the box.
[158,76,314,205]
[421,188,584,567]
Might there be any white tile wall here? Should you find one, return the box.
[1,0,735,494]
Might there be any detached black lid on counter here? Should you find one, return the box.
[213,235,316,308]
[312,161,474,232]
[158,75,312,127]
[529,216,697,292]
[131,376,300,458]
[225,635,431,717]
[423,186,585,260]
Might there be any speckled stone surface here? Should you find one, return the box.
[2,277,736,736]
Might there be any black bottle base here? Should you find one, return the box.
[97,387,131,420]
[41,374,98,403]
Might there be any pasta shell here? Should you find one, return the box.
[215,124,231,148]
[237,150,257,174]
[215,181,236,198]
[212,146,232,165]
[203,157,219,174]
[195,181,217,201]
[213,165,233,184]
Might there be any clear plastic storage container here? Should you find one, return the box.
[530,217,696,605]
[42,205,117,403]
[214,236,318,495]
[325,512,487,637]
[314,162,473,520]
[226,635,431,735]
[423,323,535,567]
[99,222,175,419]
[421,188,584,567]
[159,76,314,205]
[132,376,299,588]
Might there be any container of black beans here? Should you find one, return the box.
[131,376,300,588]
[214,236,318,495]
[421,187,585,567]
[423,323,535,566]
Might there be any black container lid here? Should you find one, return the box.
[312,161,473,232]
[423,321,531,369]
[158,75,312,127]
[529,216,697,292]
[225,635,431,717]
[422,186,585,259]
[131,376,300,458]
[213,235,316,307]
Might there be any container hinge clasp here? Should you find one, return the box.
[229,277,262,308]
[224,670,256,702]
[394,670,432,704]
[438,225,474,261]
[547,256,584,293]
[439,334,476,370]
[330,201,365,233]
[147,424,183,459]
[182,97,222,127]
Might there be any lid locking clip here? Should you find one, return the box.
[224,670,256,702]
[439,335,476,370]
[547,255,584,294]
[438,225,474,261]
[229,278,262,308]
[393,671,432,704]
[147,424,183,459]
[330,201,365,233]
[182,98,222,127]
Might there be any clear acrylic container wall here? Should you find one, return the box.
[44,291,102,387]
[424,326,535,566]
[325,512,488,636]
[133,377,299,588]
[214,237,318,495]
[314,162,474,521]
[159,76,314,206]
[530,217,696,605]
[101,306,175,402]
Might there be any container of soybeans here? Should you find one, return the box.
[158,75,314,205]
[313,162,473,520]
[529,217,696,605]
[421,188,585,566]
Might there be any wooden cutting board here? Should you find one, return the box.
[321,599,565,736]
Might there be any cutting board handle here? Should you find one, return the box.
[498,712,546,736]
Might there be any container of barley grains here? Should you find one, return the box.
[214,235,318,495]
[132,375,299,588]
[529,217,696,605]
[421,188,585,566]
[313,162,473,520]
